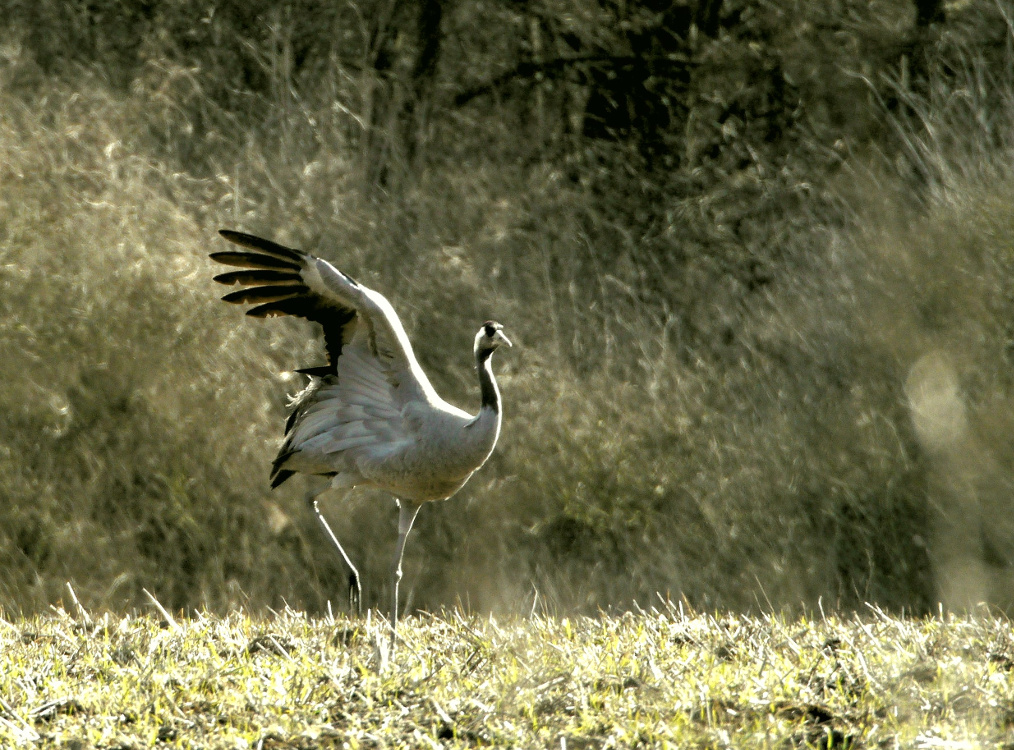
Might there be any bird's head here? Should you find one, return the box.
[475,320,512,358]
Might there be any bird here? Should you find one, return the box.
[210,230,511,642]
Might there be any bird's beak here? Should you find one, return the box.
[494,330,513,347]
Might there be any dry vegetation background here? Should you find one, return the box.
[2,0,1014,619]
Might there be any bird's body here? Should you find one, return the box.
[210,230,510,642]
[275,361,502,501]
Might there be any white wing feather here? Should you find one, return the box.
[303,258,443,407]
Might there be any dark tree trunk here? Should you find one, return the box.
[696,0,723,37]
[404,0,443,165]
[914,0,945,26]
[412,0,443,86]
[359,0,444,191]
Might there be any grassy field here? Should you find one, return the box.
[4,6,1014,744]
[5,7,1014,745]
[1,605,1012,748]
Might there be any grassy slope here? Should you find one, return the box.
[1,608,1012,749]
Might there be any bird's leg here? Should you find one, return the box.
[306,480,362,616]
[390,499,422,645]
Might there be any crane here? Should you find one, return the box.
[210,230,510,642]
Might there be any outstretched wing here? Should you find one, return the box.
[211,229,442,404]
[212,230,456,488]
[212,230,358,372]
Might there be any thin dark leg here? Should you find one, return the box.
[390,499,422,645]
[307,487,362,616]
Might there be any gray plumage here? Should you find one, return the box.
[211,230,510,644]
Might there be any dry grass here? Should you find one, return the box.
[2,0,1014,620]
[1,605,1013,748]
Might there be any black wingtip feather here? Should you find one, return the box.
[245,298,314,318]
[213,270,303,286]
[213,230,358,371]
[209,251,300,271]
[270,469,295,489]
[221,285,307,305]
[295,366,334,377]
[218,230,304,262]
[245,306,288,318]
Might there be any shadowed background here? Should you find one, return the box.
[2,0,1014,617]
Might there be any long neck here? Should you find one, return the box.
[476,349,500,413]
